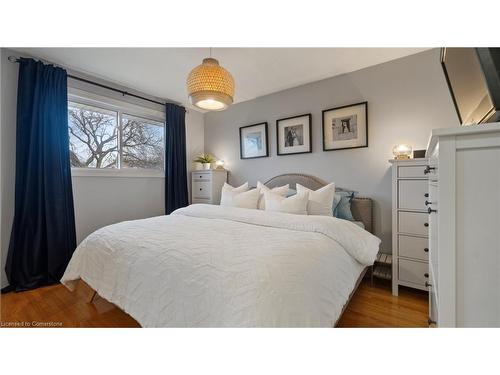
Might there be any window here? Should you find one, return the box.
[68,103,119,168]
[121,114,164,171]
[68,93,165,176]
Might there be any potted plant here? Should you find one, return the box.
[194,154,215,170]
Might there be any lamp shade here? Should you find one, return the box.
[187,58,235,111]
[392,144,413,159]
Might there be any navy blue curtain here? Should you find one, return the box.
[3,58,76,292]
[165,103,189,214]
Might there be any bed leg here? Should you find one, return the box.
[87,290,97,304]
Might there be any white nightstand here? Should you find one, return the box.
[390,158,429,296]
[191,169,228,205]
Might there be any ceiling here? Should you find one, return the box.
[15,48,428,111]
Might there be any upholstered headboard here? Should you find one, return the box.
[264,173,373,233]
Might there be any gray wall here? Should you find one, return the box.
[0,49,204,287]
[205,49,459,251]
[1,48,18,288]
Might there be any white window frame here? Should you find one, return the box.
[68,88,166,178]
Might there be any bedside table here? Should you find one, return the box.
[191,169,228,205]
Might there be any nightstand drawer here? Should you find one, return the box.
[398,211,428,236]
[398,235,429,261]
[399,259,428,287]
[398,165,427,178]
[398,180,428,210]
[192,172,211,182]
[193,181,211,198]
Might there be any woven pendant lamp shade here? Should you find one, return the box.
[187,57,235,111]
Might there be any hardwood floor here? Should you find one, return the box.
[1,279,428,328]
[336,280,429,327]
[1,281,139,328]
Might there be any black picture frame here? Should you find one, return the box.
[239,122,269,159]
[322,101,368,151]
[276,113,312,156]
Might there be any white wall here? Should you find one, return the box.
[204,49,460,251]
[0,49,3,288]
[71,176,165,244]
[1,49,18,288]
[0,49,205,287]
[185,109,205,198]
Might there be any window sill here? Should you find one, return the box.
[71,168,164,178]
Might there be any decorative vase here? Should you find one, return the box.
[202,163,211,170]
[195,162,203,170]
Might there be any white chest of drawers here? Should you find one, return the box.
[191,169,228,205]
[390,159,430,296]
[426,123,500,327]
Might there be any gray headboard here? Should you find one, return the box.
[264,173,373,233]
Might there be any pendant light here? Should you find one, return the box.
[187,48,235,111]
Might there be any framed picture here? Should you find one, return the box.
[322,102,368,151]
[276,113,312,155]
[239,122,269,159]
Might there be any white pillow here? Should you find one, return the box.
[222,182,249,193]
[296,182,336,216]
[264,191,308,215]
[220,188,260,209]
[220,182,249,206]
[256,181,289,210]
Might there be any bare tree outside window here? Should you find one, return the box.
[68,103,118,168]
[68,102,165,171]
[121,115,164,170]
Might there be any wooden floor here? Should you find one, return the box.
[336,280,428,327]
[1,279,428,328]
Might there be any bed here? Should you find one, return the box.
[61,173,380,327]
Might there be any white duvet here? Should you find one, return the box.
[61,204,381,327]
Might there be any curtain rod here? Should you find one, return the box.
[8,55,177,108]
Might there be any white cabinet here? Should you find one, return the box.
[426,122,500,327]
[191,170,227,205]
[390,159,429,296]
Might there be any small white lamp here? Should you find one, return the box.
[215,160,225,170]
[392,144,413,160]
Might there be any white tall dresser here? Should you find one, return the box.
[390,159,430,296]
[191,169,228,205]
[426,123,500,327]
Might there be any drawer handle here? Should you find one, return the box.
[425,281,432,288]
[424,166,436,174]
[428,207,437,214]
[424,273,429,278]
[428,318,437,325]
[424,248,429,253]
[424,223,429,227]
[424,193,429,198]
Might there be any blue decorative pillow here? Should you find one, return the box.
[332,191,355,221]
[287,188,355,220]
